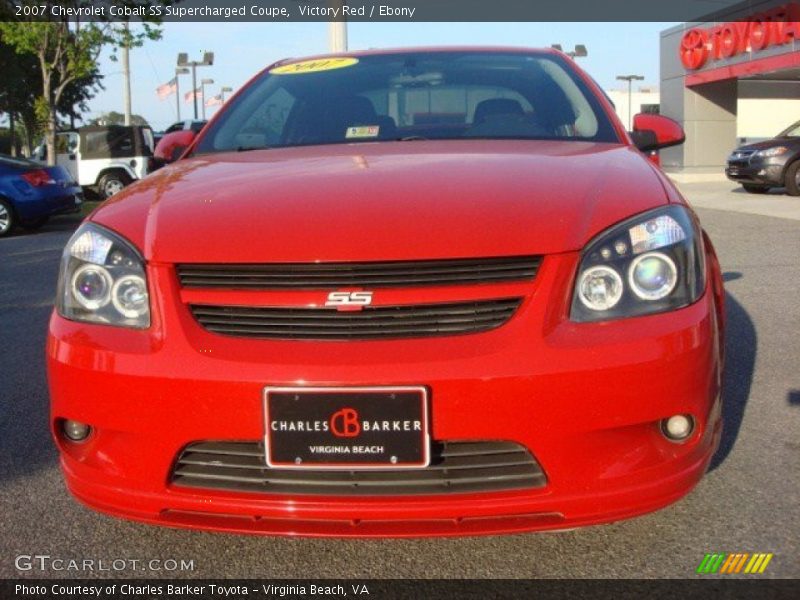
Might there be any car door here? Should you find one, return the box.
[56,132,79,183]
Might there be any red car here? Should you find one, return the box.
[47,48,725,537]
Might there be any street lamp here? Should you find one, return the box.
[175,67,189,122]
[177,51,214,120]
[220,86,233,102]
[616,74,645,130]
[200,78,214,119]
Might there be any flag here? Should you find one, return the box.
[156,78,177,100]
[205,94,223,108]
[184,87,202,103]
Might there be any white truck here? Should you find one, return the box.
[33,125,155,199]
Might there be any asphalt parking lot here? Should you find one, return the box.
[0,180,798,579]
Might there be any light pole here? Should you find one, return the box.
[177,52,214,120]
[220,86,233,103]
[122,22,131,125]
[328,0,347,52]
[175,67,189,122]
[200,78,214,119]
[616,74,644,130]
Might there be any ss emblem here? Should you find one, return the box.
[325,291,374,310]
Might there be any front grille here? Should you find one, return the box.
[190,298,522,340]
[171,440,546,496]
[177,256,541,289]
[729,150,755,162]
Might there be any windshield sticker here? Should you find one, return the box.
[270,57,359,75]
[345,126,380,139]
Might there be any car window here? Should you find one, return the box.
[56,134,74,154]
[777,120,800,138]
[196,51,619,154]
[80,128,138,159]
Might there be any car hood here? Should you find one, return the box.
[91,140,672,263]
[734,138,800,153]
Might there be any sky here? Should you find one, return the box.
[88,21,677,131]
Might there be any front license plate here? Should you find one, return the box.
[264,386,429,469]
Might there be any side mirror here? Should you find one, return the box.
[154,130,196,165]
[630,114,685,153]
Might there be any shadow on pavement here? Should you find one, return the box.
[722,271,742,283]
[730,186,787,195]
[709,289,757,471]
[4,213,87,238]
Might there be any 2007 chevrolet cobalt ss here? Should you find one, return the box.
[47,48,725,537]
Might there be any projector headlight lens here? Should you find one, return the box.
[71,264,113,310]
[578,266,624,311]
[628,252,678,301]
[111,275,149,319]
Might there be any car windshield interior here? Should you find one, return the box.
[195,51,620,154]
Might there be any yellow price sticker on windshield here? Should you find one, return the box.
[270,57,359,75]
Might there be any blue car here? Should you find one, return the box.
[0,154,83,237]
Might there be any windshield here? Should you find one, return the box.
[195,51,620,154]
[777,120,800,138]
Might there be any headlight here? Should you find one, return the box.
[571,206,705,322]
[56,223,150,328]
[756,146,788,157]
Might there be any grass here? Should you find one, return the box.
[78,199,102,218]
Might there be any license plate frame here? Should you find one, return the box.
[263,386,430,470]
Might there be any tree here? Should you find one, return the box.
[0,39,103,155]
[90,111,150,127]
[0,6,161,165]
[59,66,105,130]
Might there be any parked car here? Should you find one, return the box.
[32,125,155,199]
[48,48,724,537]
[726,119,800,195]
[152,120,208,169]
[0,154,82,237]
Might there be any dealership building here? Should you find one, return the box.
[659,0,800,168]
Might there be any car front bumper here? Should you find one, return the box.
[47,253,724,537]
[725,157,785,186]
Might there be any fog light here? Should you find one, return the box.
[661,415,694,442]
[62,420,91,442]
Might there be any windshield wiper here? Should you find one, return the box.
[397,136,429,141]
[236,145,271,152]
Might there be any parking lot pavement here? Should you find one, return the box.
[0,184,798,579]
[670,175,800,222]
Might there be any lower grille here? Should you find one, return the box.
[171,440,546,496]
[190,298,522,340]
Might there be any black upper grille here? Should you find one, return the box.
[190,298,521,340]
[177,256,541,289]
[171,440,546,496]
